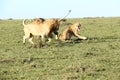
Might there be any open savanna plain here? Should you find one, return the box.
[0,17,120,80]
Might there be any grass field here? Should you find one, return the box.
[0,17,120,80]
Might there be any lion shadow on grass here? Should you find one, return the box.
[84,37,120,43]
[26,37,120,48]
[54,39,85,47]
[58,36,120,46]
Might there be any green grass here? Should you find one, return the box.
[0,17,120,80]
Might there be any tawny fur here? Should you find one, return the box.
[33,18,45,24]
[22,18,63,45]
[59,22,87,41]
[22,10,71,45]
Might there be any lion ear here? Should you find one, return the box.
[75,23,81,27]
[37,19,40,22]
[34,19,41,24]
